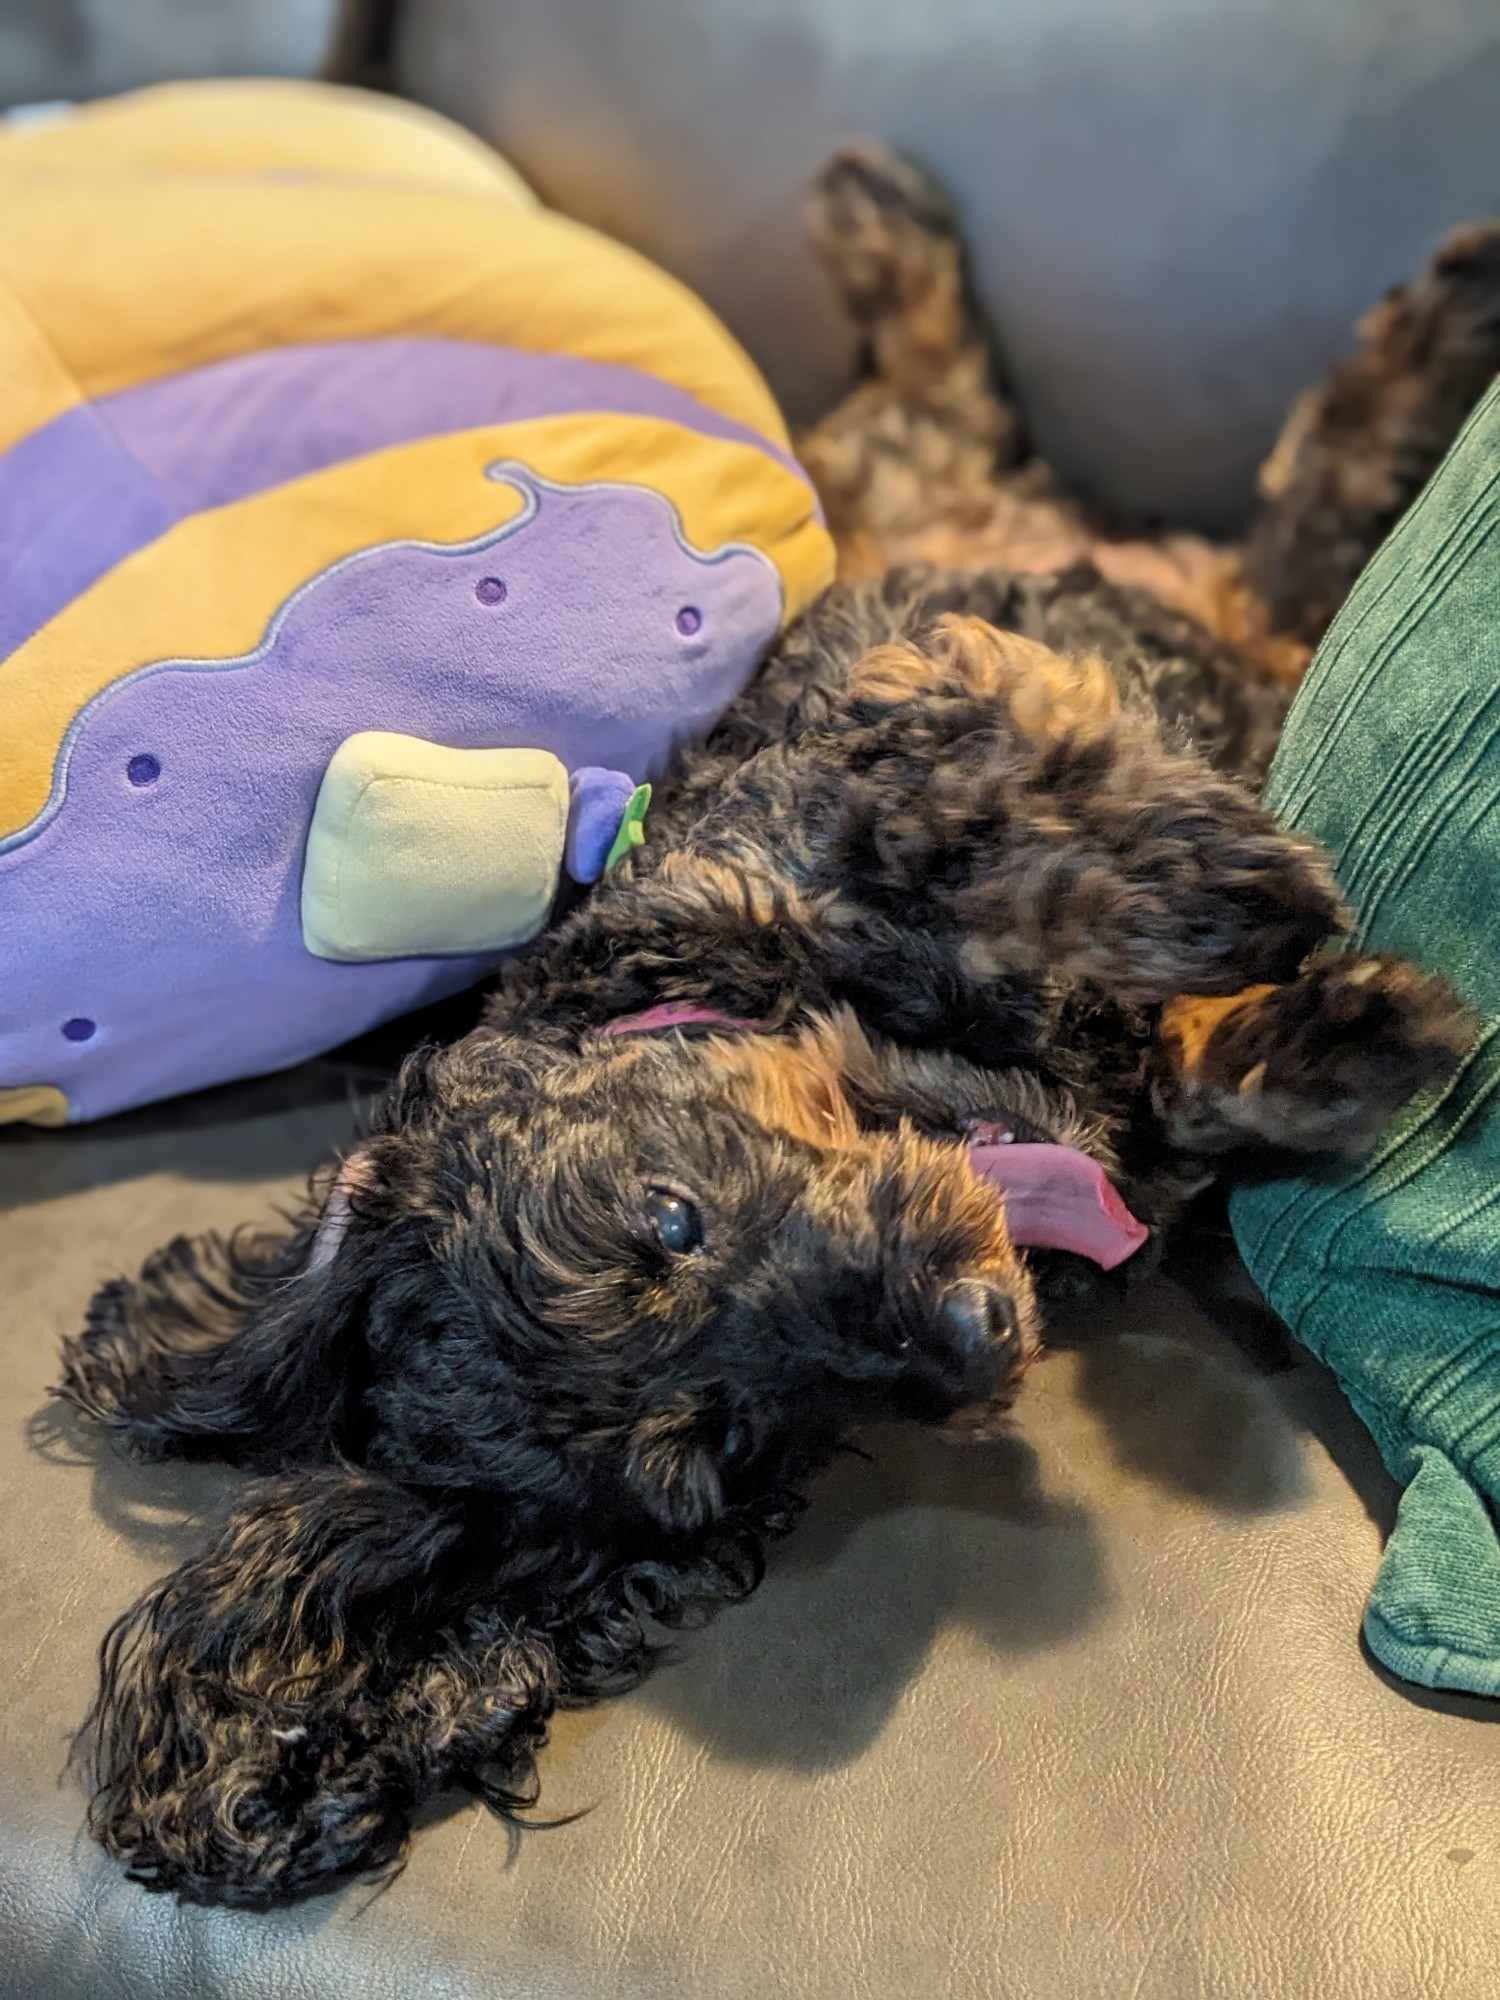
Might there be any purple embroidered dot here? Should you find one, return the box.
[62,1017,97,1043]
[475,577,508,606]
[127,753,161,787]
[676,606,703,637]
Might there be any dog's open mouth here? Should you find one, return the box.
[961,1114,1148,1270]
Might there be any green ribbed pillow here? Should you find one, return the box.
[1231,376,1500,1695]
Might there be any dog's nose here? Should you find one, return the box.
[936,1279,1021,1372]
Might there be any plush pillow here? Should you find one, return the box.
[1231,378,1500,1696]
[0,80,832,1124]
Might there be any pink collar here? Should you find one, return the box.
[598,1001,763,1037]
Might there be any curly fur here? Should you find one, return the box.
[57,604,1470,1904]
[53,148,1488,1908]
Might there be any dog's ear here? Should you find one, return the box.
[625,1400,729,1532]
[84,1461,762,1903]
[55,1146,389,1467]
[82,1465,541,1903]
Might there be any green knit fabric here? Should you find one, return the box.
[1231,376,1500,1695]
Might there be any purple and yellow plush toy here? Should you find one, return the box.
[0,81,833,1125]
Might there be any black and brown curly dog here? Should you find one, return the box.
[58,586,1471,1904]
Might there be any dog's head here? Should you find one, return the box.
[297,1008,1040,1530]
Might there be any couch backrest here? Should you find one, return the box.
[394,0,1500,532]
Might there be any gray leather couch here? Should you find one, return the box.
[6,3,1500,1993]
[0,0,351,110]
[6,1068,1500,1997]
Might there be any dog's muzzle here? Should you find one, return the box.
[928,1277,1032,1404]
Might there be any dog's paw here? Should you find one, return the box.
[1243,953,1470,1120]
[803,142,959,315]
[1164,952,1473,1154]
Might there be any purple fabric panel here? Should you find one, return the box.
[0,405,175,660]
[0,474,782,1122]
[0,340,815,664]
[103,339,814,509]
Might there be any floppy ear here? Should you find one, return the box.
[626,1401,729,1532]
[85,1461,775,1904]
[82,1465,518,1903]
[55,1149,381,1468]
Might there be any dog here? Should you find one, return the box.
[53,151,1495,1906]
[57,605,1469,1903]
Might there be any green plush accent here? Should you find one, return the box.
[605,783,652,873]
[1231,376,1500,1696]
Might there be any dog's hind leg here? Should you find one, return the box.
[797,142,1024,543]
[1248,221,1500,647]
[1153,954,1472,1159]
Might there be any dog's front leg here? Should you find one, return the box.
[1151,953,1472,1159]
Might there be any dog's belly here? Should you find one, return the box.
[835,491,1311,687]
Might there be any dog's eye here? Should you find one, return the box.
[646,1189,704,1254]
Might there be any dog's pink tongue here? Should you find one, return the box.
[968,1143,1149,1270]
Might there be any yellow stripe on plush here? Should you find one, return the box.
[0,80,541,206]
[0,277,84,441]
[0,1085,69,1128]
[0,164,788,455]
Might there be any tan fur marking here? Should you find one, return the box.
[849,615,1121,749]
[935,617,1120,744]
[798,1007,883,1093]
[1160,986,1279,1074]
[1257,389,1320,501]
[654,850,807,927]
[847,639,951,704]
[701,1033,865,1151]
[558,1041,652,1095]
